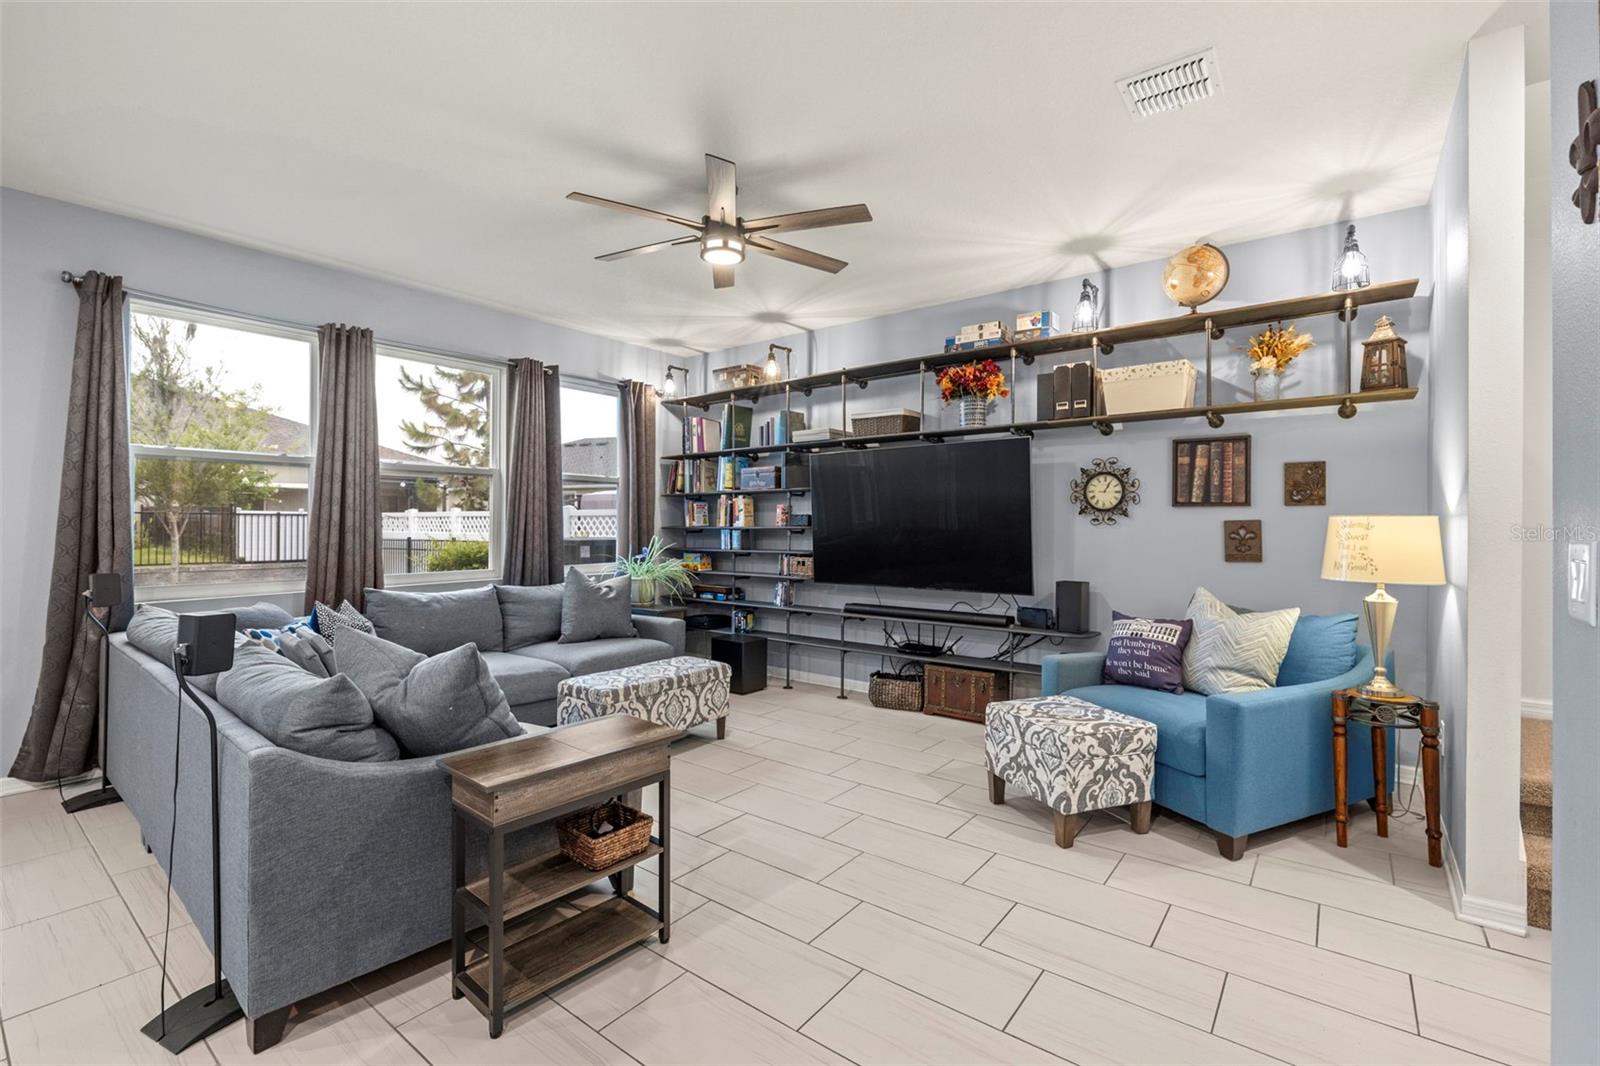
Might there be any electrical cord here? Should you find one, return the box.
[154,662,186,1039]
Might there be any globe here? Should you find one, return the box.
[1162,243,1230,311]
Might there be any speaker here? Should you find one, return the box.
[177,613,236,676]
[89,572,123,609]
[1055,580,1090,634]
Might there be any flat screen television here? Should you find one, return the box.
[810,437,1034,594]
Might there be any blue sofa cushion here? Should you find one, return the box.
[1278,613,1359,685]
[1065,684,1209,777]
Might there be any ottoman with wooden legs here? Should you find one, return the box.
[984,695,1158,848]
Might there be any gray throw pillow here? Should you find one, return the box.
[277,630,335,677]
[558,570,636,644]
[362,585,504,655]
[333,628,521,756]
[1182,587,1299,695]
[495,583,564,648]
[215,643,399,762]
[124,604,234,696]
[229,601,295,632]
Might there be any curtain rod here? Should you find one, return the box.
[63,269,579,381]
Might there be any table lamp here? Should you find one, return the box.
[1320,515,1445,698]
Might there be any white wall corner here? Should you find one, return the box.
[1444,826,1528,935]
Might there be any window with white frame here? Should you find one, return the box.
[559,382,621,566]
[374,347,504,579]
[128,302,317,596]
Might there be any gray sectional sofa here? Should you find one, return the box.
[106,581,683,1050]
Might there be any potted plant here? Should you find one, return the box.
[615,536,694,605]
[936,358,1011,427]
[1242,321,1313,401]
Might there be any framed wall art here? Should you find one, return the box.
[1172,435,1250,506]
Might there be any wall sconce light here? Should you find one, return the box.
[764,344,792,382]
[661,364,689,398]
[1332,225,1371,291]
[1071,279,1101,332]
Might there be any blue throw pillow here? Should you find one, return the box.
[1276,613,1359,686]
[1103,611,1194,695]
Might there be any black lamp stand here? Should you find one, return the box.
[142,626,243,1053]
[63,575,124,813]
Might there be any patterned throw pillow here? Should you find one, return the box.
[1102,611,1194,694]
[1182,587,1299,695]
[311,600,375,643]
[242,617,314,652]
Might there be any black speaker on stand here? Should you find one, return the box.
[142,611,244,1054]
[62,573,125,814]
[1055,580,1090,635]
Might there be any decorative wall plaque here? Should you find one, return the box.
[1284,461,1327,506]
[1571,79,1598,225]
[1224,520,1263,562]
[1172,435,1250,506]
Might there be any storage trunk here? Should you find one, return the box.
[922,664,1010,723]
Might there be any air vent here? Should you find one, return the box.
[1117,48,1222,118]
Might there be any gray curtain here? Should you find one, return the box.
[616,379,657,559]
[11,272,135,781]
[504,358,563,585]
[304,324,382,612]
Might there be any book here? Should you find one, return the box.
[793,427,848,442]
[720,403,753,450]
[1176,444,1192,500]
[1232,439,1248,503]
[1221,442,1234,502]
[1208,442,1223,502]
[1191,444,1210,503]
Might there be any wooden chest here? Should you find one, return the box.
[922,664,1010,723]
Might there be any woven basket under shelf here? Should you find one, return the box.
[869,670,924,712]
[556,802,654,871]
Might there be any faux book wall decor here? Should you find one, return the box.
[1171,435,1251,506]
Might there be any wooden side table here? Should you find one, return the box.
[1332,688,1443,867]
[440,715,679,1038]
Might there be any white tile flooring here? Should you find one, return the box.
[0,682,1552,1065]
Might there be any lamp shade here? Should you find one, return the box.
[1320,515,1445,585]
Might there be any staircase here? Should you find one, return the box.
[1521,717,1552,930]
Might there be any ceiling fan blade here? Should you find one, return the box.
[595,235,699,261]
[706,154,737,225]
[566,191,702,231]
[747,237,847,274]
[742,204,873,234]
[712,263,736,289]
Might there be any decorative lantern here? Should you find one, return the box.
[1360,315,1408,390]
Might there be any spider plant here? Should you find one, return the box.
[614,536,694,605]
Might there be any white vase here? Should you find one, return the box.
[959,397,990,427]
[1252,374,1282,403]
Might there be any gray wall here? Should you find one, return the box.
[0,188,669,772]
[1428,66,1471,873]
[1548,1,1600,1059]
[693,208,1433,695]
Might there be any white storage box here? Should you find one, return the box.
[1098,359,1197,415]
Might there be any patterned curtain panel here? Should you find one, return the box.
[615,379,658,559]
[10,272,135,781]
[304,324,382,613]
[504,358,563,585]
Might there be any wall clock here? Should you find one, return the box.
[1070,458,1140,525]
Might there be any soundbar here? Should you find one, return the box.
[843,602,1015,627]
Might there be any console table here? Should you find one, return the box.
[440,716,678,1038]
[1332,688,1443,867]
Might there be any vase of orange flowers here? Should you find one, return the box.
[1242,322,1314,402]
[936,359,1010,427]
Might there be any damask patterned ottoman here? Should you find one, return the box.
[985,695,1157,848]
[556,656,733,739]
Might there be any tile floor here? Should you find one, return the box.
[0,682,1552,1065]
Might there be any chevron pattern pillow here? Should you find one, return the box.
[1183,600,1300,695]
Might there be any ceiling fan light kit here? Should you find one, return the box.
[569,153,871,289]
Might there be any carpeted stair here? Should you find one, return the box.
[1521,717,1552,930]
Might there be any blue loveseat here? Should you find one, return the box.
[1041,632,1394,860]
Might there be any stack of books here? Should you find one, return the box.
[666,457,718,494]
[683,500,712,528]
[1014,310,1064,343]
[716,455,751,490]
[793,427,848,443]
[945,319,1012,353]
[779,554,814,578]
[715,494,757,528]
[685,415,721,453]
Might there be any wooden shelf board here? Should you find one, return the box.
[459,845,662,924]
[664,280,1419,409]
[459,896,659,1013]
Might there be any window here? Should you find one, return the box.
[559,383,620,566]
[375,348,504,579]
[128,304,316,596]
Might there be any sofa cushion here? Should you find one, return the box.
[216,642,399,762]
[514,638,673,677]
[276,629,336,677]
[229,602,295,632]
[478,651,568,705]
[1065,684,1209,777]
[363,586,504,655]
[495,583,564,648]
[125,604,233,695]
[310,600,375,642]
[334,629,521,757]
[1277,613,1360,686]
[1103,612,1192,694]
[558,570,636,643]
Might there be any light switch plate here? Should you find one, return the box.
[1569,540,1597,626]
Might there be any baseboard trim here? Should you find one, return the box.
[1443,829,1528,935]
[1521,699,1552,720]
[0,773,95,799]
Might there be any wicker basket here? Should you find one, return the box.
[868,667,924,712]
[851,409,921,437]
[556,801,654,871]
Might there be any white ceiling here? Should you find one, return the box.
[2,1,1531,355]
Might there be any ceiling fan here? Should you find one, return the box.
[567,154,872,289]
